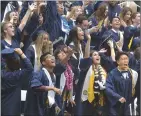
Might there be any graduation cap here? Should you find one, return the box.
[1,48,19,60]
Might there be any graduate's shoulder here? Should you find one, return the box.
[108,68,118,76]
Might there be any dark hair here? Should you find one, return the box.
[66,27,81,52]
[76,14,87,25]
[54,45,66,59]
[115,52,129,61]
[90,50,99,57]
[95,3,107,21]
[110,16,120,24]
[134,47,140,60]
[5,57,21,71]
[40,52,51,65]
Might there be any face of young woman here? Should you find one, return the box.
[9,11,19,24]
[57,2,64,15]
[43,34,49,45]
[74,6,83,18]
[92,51,101,65]
[124,11,132,21]
[77,27,84,41]
[4,23,15,37]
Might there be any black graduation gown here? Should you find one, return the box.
[105,68,133,115]
[1,58,33,116]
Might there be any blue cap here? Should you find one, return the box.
[1,48,15,55]
[1,48,19,60]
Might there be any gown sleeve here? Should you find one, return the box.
[79,57,92,71]
[30,72,44,88]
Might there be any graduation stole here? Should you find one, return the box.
[81,65,107,106]
[118,67,138,97]
[129,68,136,97]
[128,36,134,50]
[116,31,124,51]
[97,20,104,30]
[42,68,56,107]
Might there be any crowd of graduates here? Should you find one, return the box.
[1,1,140,116]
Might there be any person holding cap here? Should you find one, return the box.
[105,52,138,115]
[1,48,33,115]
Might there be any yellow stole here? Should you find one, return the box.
[87,67,107,106]
[128,36,134,50]
[97,20,104,29]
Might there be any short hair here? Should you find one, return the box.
[115,52,129,61]
[131,12,140,20]
[76,14,87,25]
[53,45,66,59]
[110,16,120,24]
[40,52,51,65]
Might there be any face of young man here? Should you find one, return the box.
[133,13,140,25]
[42,54,56,68]
[111,18,121,30]
[117,54,129,71]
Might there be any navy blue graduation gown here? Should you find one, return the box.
[105,68,133,115]
[25,46,35,67]
[24,70,49,116]
[74,57,92,115]
[100,53,116,73]
[123,26,140,51]
[89,17,108,50]
[1,58,33,115]
[108,4,121,22]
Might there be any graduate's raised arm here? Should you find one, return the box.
[84,31,91,58]
[18,3,37,32]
